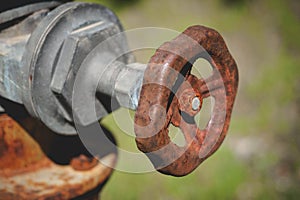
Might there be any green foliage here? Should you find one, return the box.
[77,0,141,11]
[101,144,247,200]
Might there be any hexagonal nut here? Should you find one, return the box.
[49,21,123,122]
[114,63,146,110]
[50,21,121,94]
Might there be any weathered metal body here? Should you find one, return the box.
[0,2,134,134]
[0,1,62,104]
[0,2,126,199]
[0,114,115,199]
[0,1,238,199]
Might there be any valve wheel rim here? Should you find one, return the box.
[134,25,239,176]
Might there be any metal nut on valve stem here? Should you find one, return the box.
[114,62,146,110]
[192,97,201,111]
[96,61,147,110]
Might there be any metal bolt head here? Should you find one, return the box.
[192,97,201,111]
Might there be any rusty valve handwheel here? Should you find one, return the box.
[134,25,238,176]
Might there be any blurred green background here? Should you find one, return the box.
[81,0,300,199]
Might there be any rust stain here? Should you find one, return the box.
[0,129,8,157]
[70,154,98,171]
[134,25,239,176]
[12,139,24,157]
[0,114,115,199]
[0,114,47,176]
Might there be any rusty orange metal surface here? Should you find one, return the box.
[134,25,239,176]
[0,114,49,176]
[0,114,116,200]
[70,154,99,171]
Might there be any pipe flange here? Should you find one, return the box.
[21,2,130,134]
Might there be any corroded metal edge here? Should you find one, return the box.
[0,114,116,199]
